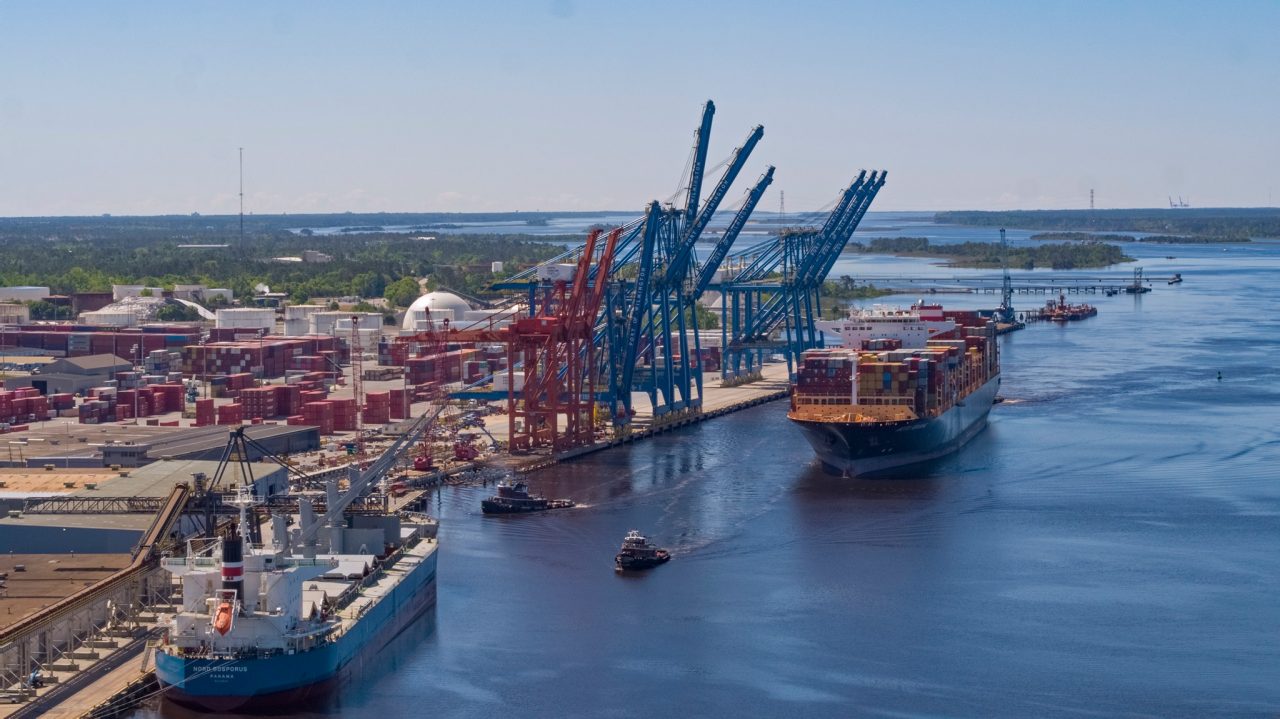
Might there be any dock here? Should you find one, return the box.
[851,274,1174,295]
[484,362,793,474]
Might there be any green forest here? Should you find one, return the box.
[0,225,568,306]
[934,208,1280,241]
[846,237,1133,269]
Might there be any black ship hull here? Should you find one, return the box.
[481,498,575,514]
[790,376,1000,477]
[615,554,670,571]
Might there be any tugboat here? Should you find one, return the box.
[481,480,575,514]
[614,530,671,572]
[1168,273,1183,285]
[1039,291,1098,322]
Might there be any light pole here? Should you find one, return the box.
[201,334,210,399]
[131,343,139,424]
[257,328,266,383]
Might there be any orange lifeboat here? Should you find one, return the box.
[214,601,234,636]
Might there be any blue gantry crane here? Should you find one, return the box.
[496,101,770,431]
[714,170,887,380]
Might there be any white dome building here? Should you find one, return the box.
[402,291,472,330]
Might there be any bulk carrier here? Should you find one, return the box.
[154,421,441,711]
[788,304,999,476]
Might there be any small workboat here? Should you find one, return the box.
[614,530,671,572]
[481,480,575,514]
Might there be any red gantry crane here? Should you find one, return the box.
[391,227,622,455]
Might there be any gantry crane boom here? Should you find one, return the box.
[693,166,775,296]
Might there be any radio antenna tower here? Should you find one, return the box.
[238,147,245,246]
[1089,189,1095,210]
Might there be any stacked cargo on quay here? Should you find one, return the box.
[788,305,1000,476]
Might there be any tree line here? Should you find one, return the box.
[934,208,1280,240]
[846,237,1133,269]
[0,228,568,306]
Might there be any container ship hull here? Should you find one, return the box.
[156,551,437,712]
[791,375,999,476]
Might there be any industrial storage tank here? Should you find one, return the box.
[402,291,471,330]
[333,315,383,353]
[215,308,276,331]
[310,311,384,337]
[283,304,327,336]
[111,285,145,301]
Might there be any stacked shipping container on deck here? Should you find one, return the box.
[792,313,998,421]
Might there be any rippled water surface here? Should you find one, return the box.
[136,225,1280,718]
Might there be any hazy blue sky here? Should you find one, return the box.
[0,1,1276,216]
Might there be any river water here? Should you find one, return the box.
[135,219,1280,718]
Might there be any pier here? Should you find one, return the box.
[851,274,1174,295]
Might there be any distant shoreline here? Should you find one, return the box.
[843,237,1134,270]
[934,208,1280,240]
[1029,231,1250,244]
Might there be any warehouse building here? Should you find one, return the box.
[0,458,290,553]
[3,354,132,394]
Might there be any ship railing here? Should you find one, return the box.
[161,556,338,570]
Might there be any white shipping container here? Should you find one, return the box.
[535,264,578,282]
[493,370,525,392]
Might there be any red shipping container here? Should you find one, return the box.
[217,403,243,425]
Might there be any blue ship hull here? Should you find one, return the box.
[156,551,437,712]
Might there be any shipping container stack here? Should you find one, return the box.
[388,388,411,420]
[362,391,391,425]
[403,348,482,385]
[0,388,50,428]
[240,386,279,420]
[182,338,338,380]
[792,317,997,421]
[329,397,357,431]
[302,401,335,435]
[0,326,200,358]
[78,386,117,424]
[194,398,216,427]
[276,384,303,416]
[49,393,77,418]
[377,337,409,367]
[217,403,243,425]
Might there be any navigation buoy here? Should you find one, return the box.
[1217,371,1223,381]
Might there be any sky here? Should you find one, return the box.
[0,1,1277,216]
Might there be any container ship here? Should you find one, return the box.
[788,304,999,476]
